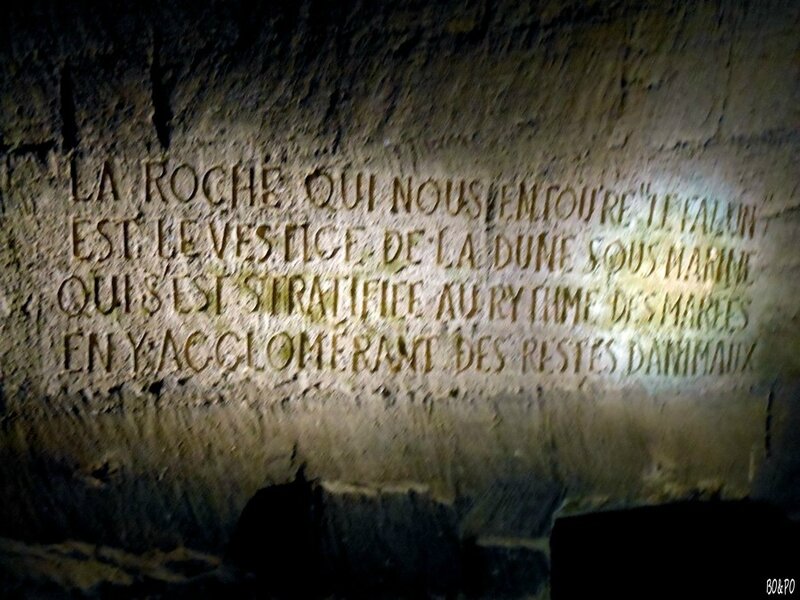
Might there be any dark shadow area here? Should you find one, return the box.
[461,539,549,598]
[318,485,463,597]
[551,500,800,600]
[226,467,323,598]
[227,471,549,598]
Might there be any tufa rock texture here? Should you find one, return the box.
[0,0,798,596]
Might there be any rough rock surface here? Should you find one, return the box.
[0,0,798,596]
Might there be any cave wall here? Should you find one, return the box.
[0,0,798,572]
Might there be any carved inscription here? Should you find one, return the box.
[51,158,766,389]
